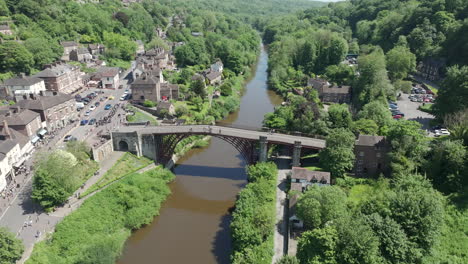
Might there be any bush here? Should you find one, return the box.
[143,100,156,107]
[0,227,24,264]
[231,162,277,264]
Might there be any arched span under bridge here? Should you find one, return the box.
[111,125,326,167]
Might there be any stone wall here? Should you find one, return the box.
[112,131,141,155]
[92,140,114,162]
[131,103,159,116]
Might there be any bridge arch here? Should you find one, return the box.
[155,134,257,166]
[118,140,129,151]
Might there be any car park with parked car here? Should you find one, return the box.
[89,118,96,125]
[435,129,450,137]
[104,104,112,110]
[80,120,89,126]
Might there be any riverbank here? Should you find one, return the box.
[231,162,278,264]
[25,167,175,263]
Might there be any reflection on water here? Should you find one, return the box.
[117,45,282,264]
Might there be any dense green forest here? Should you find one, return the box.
[261,1,468,263]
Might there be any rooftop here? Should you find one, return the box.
[356,135,387,147]
[61,41,78,47]
[0,108,40,126]
[291,167,331,184]
[34,63,79,78]
[206,71,221,81]
[3,75,43,87]
[14,93,74,111]
[97,67,120,78]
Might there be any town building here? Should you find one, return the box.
[0,121,34,171]
[210,60,224,73]
[206,71,222,85]
[95,67,120,89]
[60,41,79,61]
[14,93,77,131]
[289,167,331,229]
[0,25,13,36]
[87,43,105,55]
[354,135,390,177]
[417,57,446,81]
[0,108,42,140]
[157,101,175,116]
[0,138,20,192]
[131,69,178,103]
[308,78,351,104]
[1,74,46,96]
[69,48,93,63]
[34,62,83,94]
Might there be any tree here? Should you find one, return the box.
[328,104,352,129]
[386,120,429,174]
[175,104,188,117]
[143,100,156,107]
[352,119,379,136]
[190,79,206,98]
[296,185,348,229]
[433,66,468,119]
[393,80,412,94]
[319,128,356,178]
[0,41,34,74]
[390,174,445,253]
[444,109,468,145]
[297,226,339,264]
[325,64,355,85]
[385,45,416,81]
[191,96,203,112]
[354,49,394,108]
[220,80,233,96]
[426,139,468,194]
[102,32,137,61]
[0,227,24,264]
[358,101,393,130]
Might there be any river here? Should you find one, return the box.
[117,45,282,264]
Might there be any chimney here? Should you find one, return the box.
[29,93,34,99]
[19,73,26,78]
[16,106,20,113]
[1,120,11,139]
[39,90,44,96]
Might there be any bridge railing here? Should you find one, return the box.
[213,122,327,140]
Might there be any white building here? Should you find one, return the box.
[0,139,20,192]
[2,74,46,96]
[97,67,120,89]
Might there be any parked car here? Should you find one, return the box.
[119,84,124,89]
[84,111,91,116]
[392,111,405,117]
[95,102,100,107]
[120,96,126,101]
[435,129,450,137]
[389,105,398,110]
[104,104,112,110]
[393,114,403,119]
[89,105,96,111]
[89,118,96,125]
[80,120,89,126]
[64,135,73,142]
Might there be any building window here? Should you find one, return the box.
[140,96,145,100]
[377,163,382,169]
[359,151,364,157]
[376,153,381,158]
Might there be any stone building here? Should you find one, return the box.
[0,121,34,172]
[1,74,46,96]
[0,25,13,36]
[417,57,446,81]
[69,48,93,63]
[87,43,105,55]
[289,167,331,229]
[95,67,120,89]
[308,78,351,104]
[0,138,20,192]
[0,108,42,139]
[60,41,79,61]
[14,93,77,131]
[354,135,390,177]
[135,40,145,55]
[131,69,178,103]
[34,62,83,94]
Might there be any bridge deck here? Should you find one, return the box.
[115,125,326,149]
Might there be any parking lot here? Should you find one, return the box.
[397,93,435,133]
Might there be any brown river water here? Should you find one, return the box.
[117,45,282,264]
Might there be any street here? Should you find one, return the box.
[397,93,435,133]
[0,70,134,263]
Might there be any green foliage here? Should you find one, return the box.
[352,119,379,136]
[324,64,355,85]
[143,100,156,107]
[0,227,24,264]
[358,101,393,131]
[83,152,152,196]
[327,104,352,129]
[231,162,277,264]
[296,185,348,229]
[297,225,338,264]
[393,80,412,94]
[385,45,416,81]
[27,168,174,264]
[0,41,34,74]
[433,65,468,119]
[425,139,468,194]
[190,79,206,98]
[220,80,233,96]
[275,255,299,264]
[32,148,98,211]
[319,128,356,178]
[102,32,137,61]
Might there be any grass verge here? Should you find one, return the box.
[81,152,152,197]
[26,167,175,264]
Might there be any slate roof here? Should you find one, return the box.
[0,25,11,30]
[34,64,78,78]
[61,41,78,47]
[322,85,351,94]
[14,93,73,111]
[97,67,120,78]
[3,76,43,87]
[206,71,221,81]
[356,135,386,147]
[291,167,331,184]
[158,102,173,110]
[160,83,178,91]
[0,139,17,155]
[0,109,40,126]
